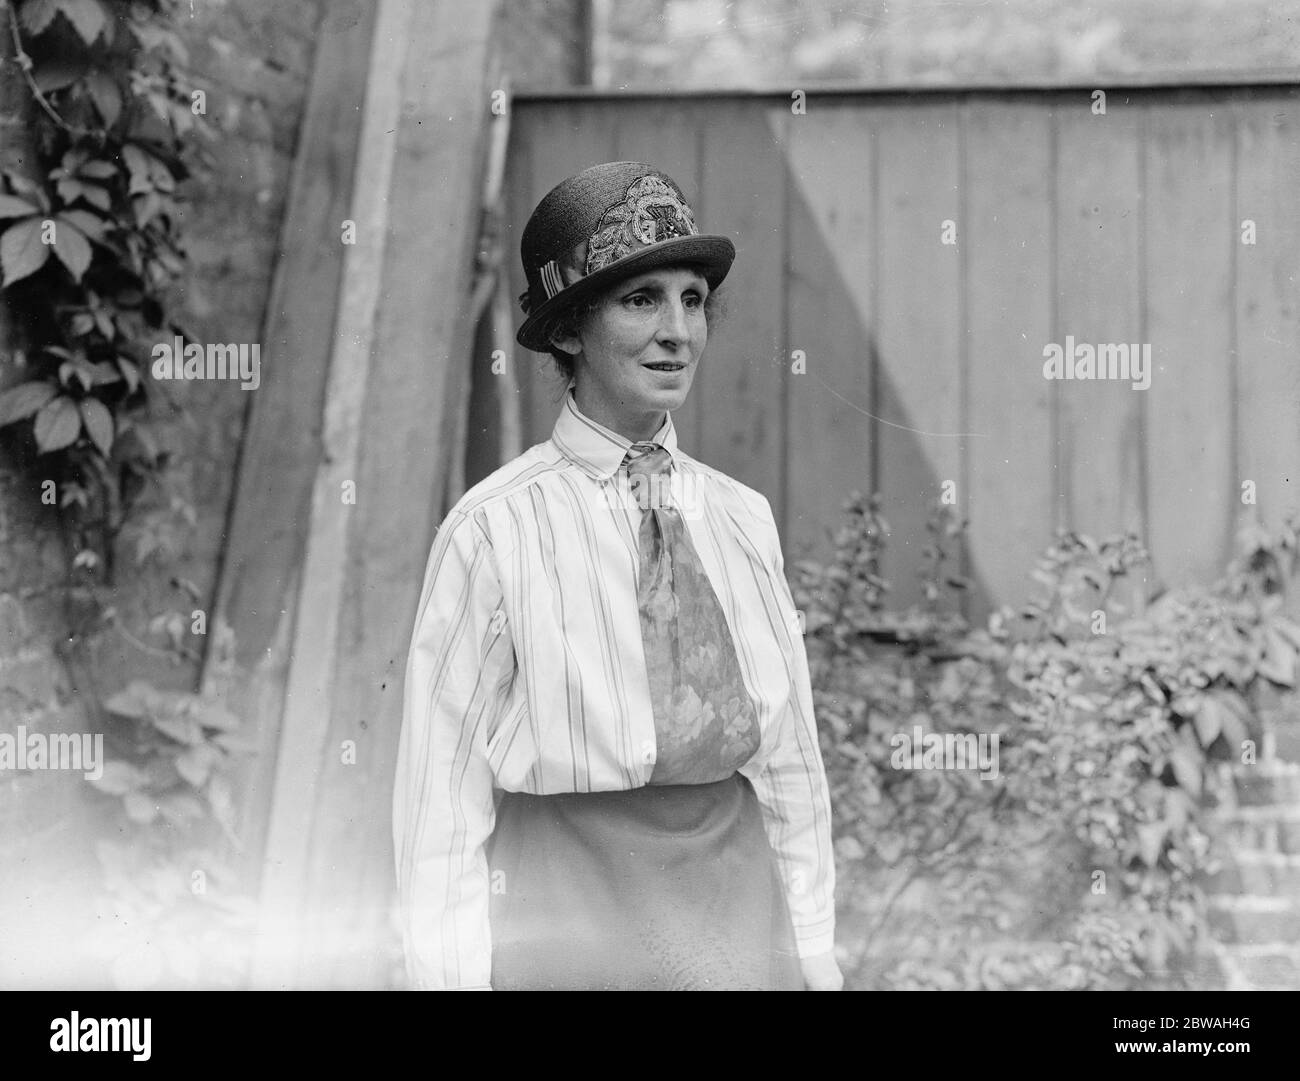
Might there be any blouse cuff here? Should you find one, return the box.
[792,916,836,960]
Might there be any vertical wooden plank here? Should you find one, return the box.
[965,99,1055,612]
[251,0,502,989]
[518,101,622,444]
[697,100,788,522]
[1144,100,1236,589]
[875,100,966,609]
[202,0,378,876]
[613,102,707,455]
[1236,91,1300,535]
[680,102,711,458]
[464,89,516,491]
[784,101,876,566]
[247,0,414,989]
[1055,104,1145,554]
[503,100,536,449]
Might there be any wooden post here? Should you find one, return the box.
[202,0,379,882]
[223,0,502,989]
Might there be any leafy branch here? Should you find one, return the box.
[0,0,210,581]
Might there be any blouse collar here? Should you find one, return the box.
[551,381,679,481]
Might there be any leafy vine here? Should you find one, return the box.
[0,0,209,581]
[0,0,256,988]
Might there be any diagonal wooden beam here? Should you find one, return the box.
[201,0,379,883]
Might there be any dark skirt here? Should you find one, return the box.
[486,772,803,990]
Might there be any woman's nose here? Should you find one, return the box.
[656,298,690,342]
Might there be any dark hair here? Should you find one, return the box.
[542,295,603,384]
[541,264,726,383]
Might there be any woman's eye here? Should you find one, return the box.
[625,293,652,308]
[683,293,703,310]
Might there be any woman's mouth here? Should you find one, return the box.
[643,362,686,372]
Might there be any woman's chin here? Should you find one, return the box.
[637,370,694,407]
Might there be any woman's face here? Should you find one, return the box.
[556,265,709,440]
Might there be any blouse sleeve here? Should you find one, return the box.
[748,497,837,959]
[393,509,512,989]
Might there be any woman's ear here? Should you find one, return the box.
[549,326,582,356]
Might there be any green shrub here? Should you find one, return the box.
[792,494,1299,990]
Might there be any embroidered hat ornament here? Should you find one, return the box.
[515,161,736,352]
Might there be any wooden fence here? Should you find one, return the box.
[486,85,1300,615]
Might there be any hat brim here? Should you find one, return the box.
[516,234,736,352]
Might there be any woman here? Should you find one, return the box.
[393,161,840,990]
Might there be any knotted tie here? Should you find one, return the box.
[623,443,760,785]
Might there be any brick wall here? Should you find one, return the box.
[1203,706,1300,990]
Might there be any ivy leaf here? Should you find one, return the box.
[0,381,57,427]
[1199,689,1250,749]
[132,191,162,226]
[3,170,48,208]
[1,217,50,286]
[89,361,122,385]
[33,395,81,452]
[175,743,218,787]
[1135,821,1165,868]
[121,144,151,194]
[168,101,195,137]
[153,712,203,746]
[104,679,158,719]
[87,759,148,796]
[50,218,93,281]
[58,177,112,212]
[213,730,259,754]
[19,0,60,35]
[147,155,176,193]
[85,71,122,127]
[0,194,39,219]
[1259,625,1297,687]
[78,159,118,180]
[78,397,113,456]
[193,700,240,732]
[33,60,87,93]
[58,207,106,241]
[144,88,171,125]
[83,184,112,211]
[1192,694,1222,746]
[130,20,190,64]
[1167,738,1202,799]
[55,0,107,44]
[116,357,141,394]
[58,355,98,390]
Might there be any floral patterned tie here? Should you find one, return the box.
[623,443,761,785]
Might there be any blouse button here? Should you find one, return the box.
[639,739,656,766]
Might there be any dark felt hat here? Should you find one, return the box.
[515,161,735,352]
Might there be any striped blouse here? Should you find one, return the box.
[393,384,836,990]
